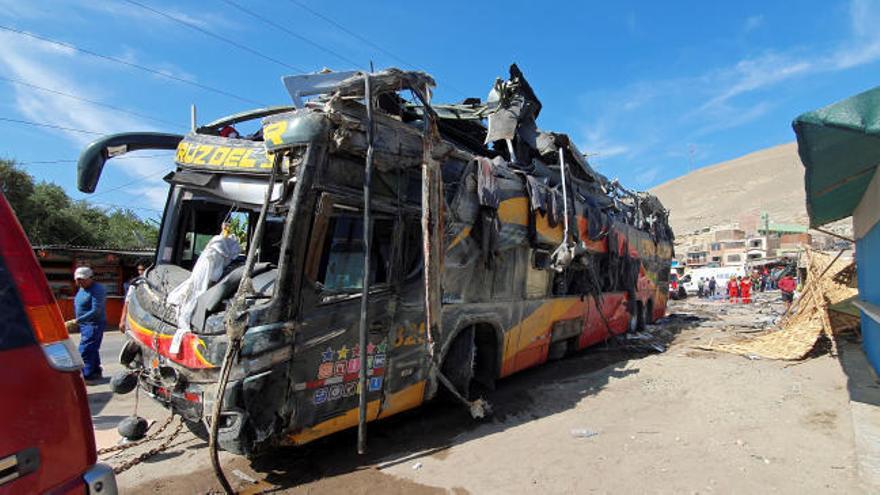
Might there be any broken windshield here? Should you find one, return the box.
[157,183,285,272]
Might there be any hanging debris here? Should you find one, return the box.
[700,250,859,360]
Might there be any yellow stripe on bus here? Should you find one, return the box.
[496,196,565,244]
[287,381,426,445]
[501,297,583,373]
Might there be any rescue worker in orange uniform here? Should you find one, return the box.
[739,275,752,304]
[727,276,739,303]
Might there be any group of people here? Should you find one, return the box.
[726,276,753,304]
[693,270,799,312]
[695,276,754,303]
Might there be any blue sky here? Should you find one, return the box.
[2,0,880,219]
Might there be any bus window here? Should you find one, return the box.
[316,212,393,292]
[491,250,518,299]
[176,201,230,270]
[169,199,284,271]
[226,211,250,252]
[526,250,550,298]
[401,218,422,281]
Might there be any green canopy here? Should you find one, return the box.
[793,86,880,228]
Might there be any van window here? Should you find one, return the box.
[317,212,393,291]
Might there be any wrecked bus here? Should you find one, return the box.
[77,66,674,460]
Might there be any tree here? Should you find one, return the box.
[0,159,36,227]
[0,159,159,247]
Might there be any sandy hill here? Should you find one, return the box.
[649,142,807,237]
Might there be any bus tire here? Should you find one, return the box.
[629,301,646,333]
[646,299,655,324]
[441,327,476,401]
[628,303,639,333]
[440,324,498,407]
[637,301,647,331]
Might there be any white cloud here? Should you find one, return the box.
[580,125,631,159]
[114,44,199,83]
[138,183,173,212]
[700,54,812,111]
[691,101,774,138]
[79,2,216,30]
[0,30,172,210]
[577,0,880,181]
[635,166,661,185]
[850,0,880,38]
[0,0,235,31]
[743,15,765,33]
[0,0,47,19]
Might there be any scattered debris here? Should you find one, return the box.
[412,462,423,470]
[570,429,599,439]
[611,331,667,353]
[697,250,858,361]
[232,469,257,484]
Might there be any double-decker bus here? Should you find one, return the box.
[77,65,674,459]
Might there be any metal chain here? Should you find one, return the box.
[110,417,186,475]
[96,414,176,455]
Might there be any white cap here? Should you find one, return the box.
[74,266,94,280]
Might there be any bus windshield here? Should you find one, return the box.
[156,179,285,273]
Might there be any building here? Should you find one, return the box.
[679,219,813,270]
[33,245,154,325]
[794,86,880,374]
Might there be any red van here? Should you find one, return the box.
[0,192,117,494]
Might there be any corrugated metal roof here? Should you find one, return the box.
[32,245,154,257]
[760,223,808,234]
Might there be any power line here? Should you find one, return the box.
[0,25,267,106]
[286,0,470,99]
[88,201,164,213]
[124,0,307,73]
[0,116,103,135]
[287,0,413,69]
[220,0,364,70]
[0,76,187,130]
[88,167,172,200]
[17,153,174,165]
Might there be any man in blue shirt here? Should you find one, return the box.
[73,266,106,384]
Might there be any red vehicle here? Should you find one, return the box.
[0,192,117,494]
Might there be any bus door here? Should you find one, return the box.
[294,194,399,427]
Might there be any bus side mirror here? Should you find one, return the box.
[77,133,183,193]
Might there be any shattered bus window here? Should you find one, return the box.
[317,213,393,291]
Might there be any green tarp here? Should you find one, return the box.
[793,86,880,227]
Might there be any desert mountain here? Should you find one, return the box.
[649,142,807,237]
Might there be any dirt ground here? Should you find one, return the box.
[106,291,874,494]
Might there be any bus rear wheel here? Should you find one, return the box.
[440,325,497,404]
[629,301,646,333]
